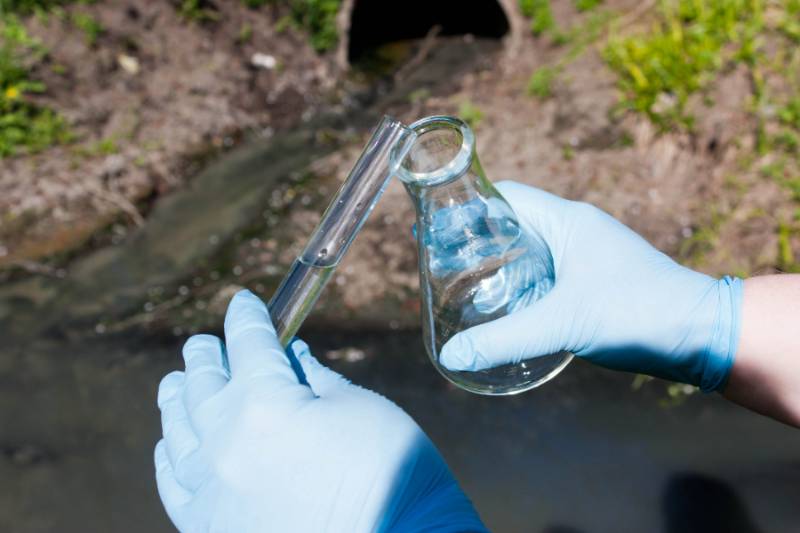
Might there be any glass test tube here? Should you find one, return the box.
[268,116,417,346]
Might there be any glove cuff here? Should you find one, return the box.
[700,276,744,392]
[381,437,488,533]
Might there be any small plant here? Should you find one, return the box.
[775,130,800,153]
[519,0,555,36]
[760,160,788,181]
[679,210,725,266]
[73,136,118,157]
[778,222,796,270]
[408,88,430,104]
[256,0,340,52]
[523,9,615,101]
[782,176,800,202]
[526,65,558,98]
[779,0,800,41]
[458,101,484,128]
[71,11,103,45]
[604,0,765,130]
[178,0,219,22]
[574,0,602,11]
[1,0,72,13]
[287,0,341,52]
[0,16,70,157]
[241,0,271,7]
[236,22,253,43]
[779,98,800,129]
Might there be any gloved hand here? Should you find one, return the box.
[155,289,486,533]
[440,181,743,392]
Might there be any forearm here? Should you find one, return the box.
[722,275,800,427]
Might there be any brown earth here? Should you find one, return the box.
[2,0,798,333]
[1,1,332,270]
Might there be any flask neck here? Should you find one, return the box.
[390,114,515,232]
[403,154,497,215]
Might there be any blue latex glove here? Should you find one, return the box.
[440,181,744,393]
[155,290,486,533]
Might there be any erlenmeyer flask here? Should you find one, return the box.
[392,116,572,395]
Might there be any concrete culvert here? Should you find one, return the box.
[337,0,514,67]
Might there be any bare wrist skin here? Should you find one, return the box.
[722,275,800,427]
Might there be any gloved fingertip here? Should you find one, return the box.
[154,439,170,470]
[182,334,221,363]
[231,288,261,305]
[157,371,185,408]
[288,337,311,359]
[439,335,476,371]
[224,287,277,339]
[411,223,417,241]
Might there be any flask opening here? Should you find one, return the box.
[391,115,475,187]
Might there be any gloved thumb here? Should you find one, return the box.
[288,339,350,397]
[439,290,568,372]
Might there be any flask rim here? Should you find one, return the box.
[390,115,475,187]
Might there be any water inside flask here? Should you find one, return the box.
[392,115,572,395]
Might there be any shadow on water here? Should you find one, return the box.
[540,471,763,533]
[663,473,762,533]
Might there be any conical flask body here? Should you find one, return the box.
[393,116,572,395]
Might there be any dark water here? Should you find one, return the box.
[1,329,798,532]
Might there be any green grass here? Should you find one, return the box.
[778,98,800,129]
[178,0,219,22]
[524,9,615,100]
[527,65,559,98]
[236,22,253,43]
[760,159,788,180]
[519,0,556,36]
[779,0,800,41]
[778,221,796,270]
[575,0,602,11]
[0,15,70,157]
[603,0,765,130]
[679,210,726,267]
[178,0,341,53]
[1,0,77,12]
[71,11,102,45]
[286,0,340,52]
[774,130,800,153]
[458,101,484,128]
[72,136,118,157]
[408,88,431,104]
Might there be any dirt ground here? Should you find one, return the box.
[235,0,792,329]
[1,1,332,270]
[2,0,797,317]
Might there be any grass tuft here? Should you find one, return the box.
[603,0,765,130]
[0,15,70,157]
[458,101,484,128]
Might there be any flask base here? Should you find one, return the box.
[434,351,574,396]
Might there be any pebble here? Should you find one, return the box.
[251,53,277,70]
[117,54,140,75]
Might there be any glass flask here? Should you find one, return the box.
[391,116,572,395]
